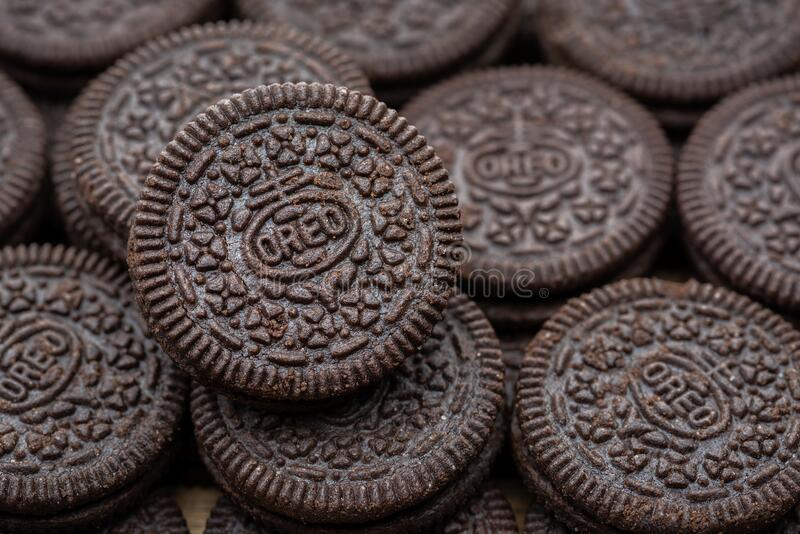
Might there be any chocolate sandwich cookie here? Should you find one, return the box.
[515,278,800,534]
[0,0,222,94]
[235,0,517,88]
[0,244,187,532]
[67,21,372,263]
[98,490,188,534]
[403,67,672,302]
[0,71,46,245]
[679,76,800,316]
[129,82,461,401]
[206,488,517,534]
[536,0,800,129]
[192,294,505,532]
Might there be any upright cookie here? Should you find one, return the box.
[403,67,672,298]
[235,0,517,87]
[192,294,505,531]
[99,491,188,534]
[0,0,221,93]
[129,82,461,401]
[0,71,46,244]
[515,278,800,534]
[537,1,800,110]
[66,20,371,262]
[679,76,800,314]
[0,245,186,532]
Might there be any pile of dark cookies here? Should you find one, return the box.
[3,0,800,533]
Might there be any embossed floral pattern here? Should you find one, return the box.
[0,263,168,474]
[701,91,800,272]
[407,68,659,281]
[548,291,797,498]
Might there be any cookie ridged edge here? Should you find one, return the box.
[0,72,45,242]
[70,20,373,248]
[0,244,187,515]
[515,278,800,534]
[51,115,128,261]
[190,293,504,524]
[679,75,800,312]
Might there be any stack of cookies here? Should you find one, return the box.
[5,0,800,533]
[126,80,510,532]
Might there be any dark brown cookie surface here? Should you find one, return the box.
[537,0,800,104]
[207,411,505,534]
[205,497,271,534]
[235,0,516,85]
[523,503,571,534]
[679,76,800,313]
[192,293,504,525]
[129,82,461,401]
[442,486,517,534]
[0,71,45,243]
[52,119,129,260]
[403,67,672,297]
[69,21,371,262]
[99,490,188,534]
[512,416,618,534]
[516,278,800,533]
[0,245,187,518]
[0,0,219,73]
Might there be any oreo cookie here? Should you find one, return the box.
[0,0,222,93]
[98,490,188,534]
[0,244,187,532]
[206,488,518,534]
[514,278,800,533]
[129,82,461,402]
[62,20,372,263]
[0,71,46,245]
[192,294,505,532]
[235,0,518,96]
[536,1,800,129]
[403,67,672,325]
[679,76,800,316]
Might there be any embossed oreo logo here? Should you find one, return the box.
[464,135,579,197]
[244,190,360,281]
[630,353,730,440]
[0,319,81,413]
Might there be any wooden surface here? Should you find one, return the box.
[173,477,533,533]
